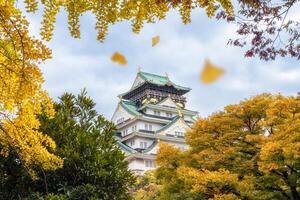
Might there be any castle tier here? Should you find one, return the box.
[111,71,198,173]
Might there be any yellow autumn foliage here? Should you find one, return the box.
[0,1,62,177]
[154,93,300,199]
[20,0,234,42]
[176,167,239,194]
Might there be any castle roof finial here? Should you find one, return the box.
[118,95,123,103]
[137,66,141,72]
[177,107,183,117]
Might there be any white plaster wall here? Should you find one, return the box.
[124,136,155,149]
[128,158,156,172]
[164,123,189,137]
[135,137,155,149]
[119,120,163,134]
[136,120,163,131]
[145,144,158,155]
[146,108,155,115]
[183,115,194,121]
[111,106,133,125]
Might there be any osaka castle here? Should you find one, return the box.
[111,71,198,173]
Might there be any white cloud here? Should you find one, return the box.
[20,6,300,119]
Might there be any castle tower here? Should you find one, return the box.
[111,71,198,173]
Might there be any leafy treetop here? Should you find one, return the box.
[155,93,300,200]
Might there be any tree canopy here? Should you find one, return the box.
[150,93,300,200]
[0,90,135,199]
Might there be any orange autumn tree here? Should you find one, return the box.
[0,1,62,177]
[156,94,300,200]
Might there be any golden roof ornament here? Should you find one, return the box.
[118,95,123,103]
[177,108,183,117]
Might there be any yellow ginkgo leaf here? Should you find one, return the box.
[200,60,225,84]
[111,52,127,65]
[152,35,160,47]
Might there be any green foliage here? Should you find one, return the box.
[0,90,135,199]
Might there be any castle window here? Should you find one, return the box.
[175,131,184,137]
[145,160,155,168]
[130,140,135,146]
[140,141,148,149]
[166,112,173,118]
[144,123,153,131]
[154,110,161,116]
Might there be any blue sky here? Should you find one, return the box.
[21,4,300,119]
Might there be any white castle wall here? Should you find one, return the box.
[128,158,156,172]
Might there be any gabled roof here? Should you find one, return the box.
[137,71,191,91]
[138,103,198,116]
[157,96,177,108]
[120,99,141,116]
[142,140,158,154]
[156,116,181,133]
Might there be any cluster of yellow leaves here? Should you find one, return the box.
[259,95,300,173]
[177,167,238,194]
[133,171,161,200]
[20,0,234,42]
[0,1,62,177]
[154,94,300,199]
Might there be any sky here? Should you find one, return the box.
[20,4,300,119]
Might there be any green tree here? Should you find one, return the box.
[0,90,135,199]
[154,93,300,200]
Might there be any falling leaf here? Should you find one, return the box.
[111,52,127,65]
[200,60,225,84]
[152,35,160,47]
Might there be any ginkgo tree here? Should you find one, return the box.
[154,93,300,200]
[0,1,62,177]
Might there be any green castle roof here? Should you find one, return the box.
[156,115,181,133]
[116,140,137,154]
[120,100,140,116]
[137,71,191,91]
